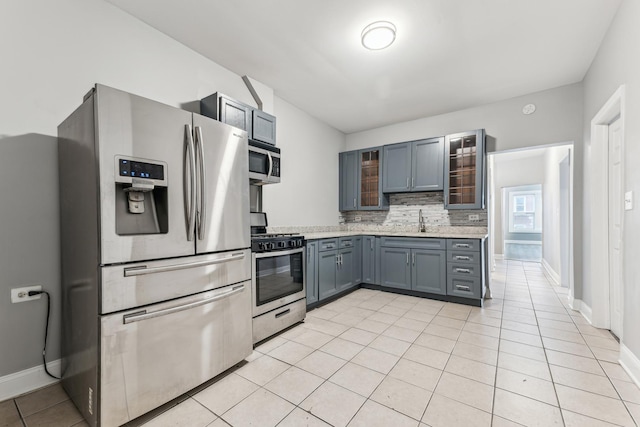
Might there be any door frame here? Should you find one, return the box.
[587,85,626,329]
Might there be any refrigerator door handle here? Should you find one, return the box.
[122,284,245,324]
[185,124,197,241]
[195,126,206,240]
[123,252,246,277]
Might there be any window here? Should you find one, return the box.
[508,189,542,233]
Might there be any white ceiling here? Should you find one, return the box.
[106,0,620,134]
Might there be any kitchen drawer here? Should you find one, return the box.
[447,251,480,264]
[318,238,339,252]
[447,275,482,299]
[339,237,355,249]
[447,262,481,278]
[380,237,446,250]
[447,239,480,252]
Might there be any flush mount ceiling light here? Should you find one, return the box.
[361,21,396,50]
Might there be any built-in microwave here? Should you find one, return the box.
[249,140,281,184]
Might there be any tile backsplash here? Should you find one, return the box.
[340,192,487,227]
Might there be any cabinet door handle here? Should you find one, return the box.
[353,198,356,208]
[370,240,373,250]
[412,253,415,265]
[456,243,471,248]
[455,268,472,274]
[455,255,471,261]
[406,177,409,188]
[455,284,471,292]
[378,196,380,207]
[406,253,409,265]
[412,177,415,188]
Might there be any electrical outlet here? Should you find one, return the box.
[468,214,480,221]
[354,216,362,222]
[11,285,42,303]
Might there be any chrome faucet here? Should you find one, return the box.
[418,209,426,232]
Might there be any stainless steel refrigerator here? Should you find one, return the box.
[58,84,252,426]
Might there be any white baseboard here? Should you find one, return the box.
[0,360,61,401]
[568,295,580,311]
[580,301,593,324]
[541,258,560,285]
[620,343,640,389]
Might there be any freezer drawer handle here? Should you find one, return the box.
[123,284,245,324]
[124,252,246,277]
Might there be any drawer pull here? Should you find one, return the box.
[455,268,472,274]
[455,284,471,292]
[455,243,471,248]
[275,308,291,318]
[455,255,471,261]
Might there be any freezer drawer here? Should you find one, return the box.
[101,249,250,313]
[99,281,252,426]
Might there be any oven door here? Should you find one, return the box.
[252,248,305,316]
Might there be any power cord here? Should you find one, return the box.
[28,290,60,380]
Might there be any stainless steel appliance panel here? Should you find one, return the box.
[192,114,250,254]
[248,144,281,184]
[252,248,306,317]
[100,281,252,427]
[253,299,306,344]
[101,249,251,313]
[95,85,195,264]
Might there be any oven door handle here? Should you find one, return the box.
[123,284,245,324]
[253,247,304,259]
[124,252,246,277]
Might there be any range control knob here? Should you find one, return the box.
[257,242,265,251]
[278,241,286,248]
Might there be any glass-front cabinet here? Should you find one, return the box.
[444,129,485,210]
[339,147,388,211]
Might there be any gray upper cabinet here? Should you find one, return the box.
[383,137,444,193]
[444,129,485,209]
[339,147,388,211]
[339,151,359,211]
[412,137,444,191]
[200,92,276,145]
[382,142,412,192]
[251,109,276,145]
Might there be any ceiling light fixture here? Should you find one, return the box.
[361,21,396,50]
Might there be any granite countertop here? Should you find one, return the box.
[269,226,488,240]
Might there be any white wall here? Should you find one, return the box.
[347,83,584,297]
[542,146,571,278]
[0,0,338,379]
[263,98,345,226]
[582,0,640,362]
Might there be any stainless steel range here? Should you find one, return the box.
[250,213,306,343]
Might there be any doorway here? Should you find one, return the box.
[587,85,625,336]
[488,144,574,291]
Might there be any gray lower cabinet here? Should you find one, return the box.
[362,236,376,283]
[306,241,318,304]
[380,247,412,289]
[446,238,484,300]
[380,238,447,295]
[315,237,358,303]
[413,249,446,294]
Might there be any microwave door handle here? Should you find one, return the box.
[195,126,206,240]
[185,124,196,241]
[267,151,273,182]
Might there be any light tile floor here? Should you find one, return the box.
[3,260,640,426]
